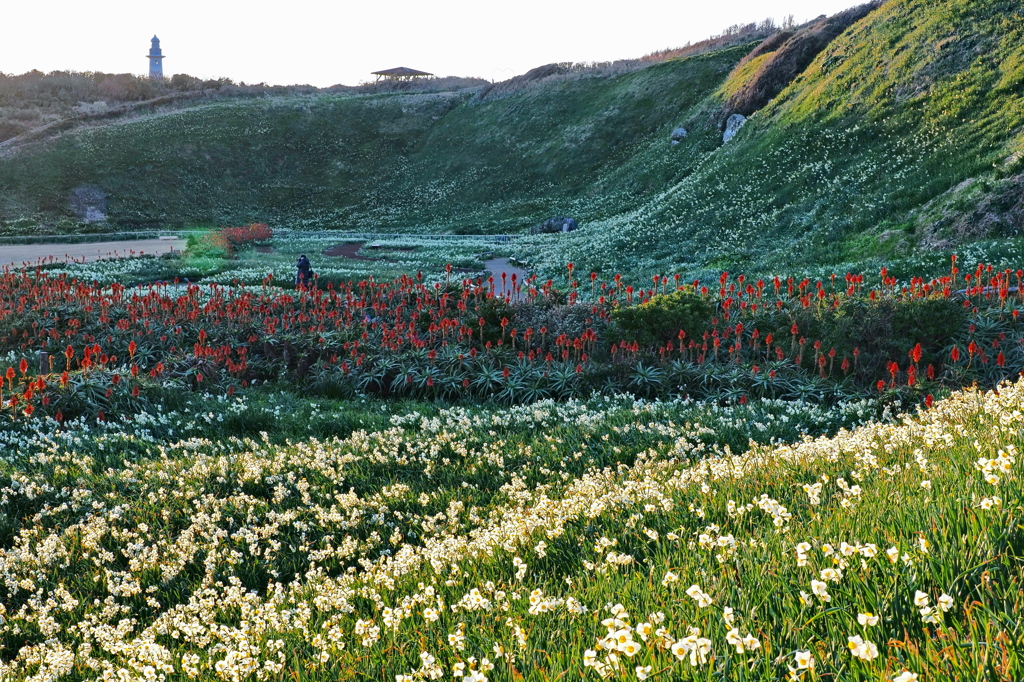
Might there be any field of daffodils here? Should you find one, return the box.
[0,377,1019,681]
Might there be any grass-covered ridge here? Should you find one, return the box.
[526,0,1024,278]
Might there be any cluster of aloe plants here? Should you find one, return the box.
[0,256,1021,420]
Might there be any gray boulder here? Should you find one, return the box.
[69,186,107,223]
[723,114,746,143]
[670,127,688,145]
[530,216,578,235]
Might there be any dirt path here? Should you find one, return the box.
[321,245,531,293]
[484,257,531,294]
[322,242,375,260]
[0,238,186,268]
[322,242,416,261]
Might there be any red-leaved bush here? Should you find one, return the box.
[187,224,272,259]
[221,223,272,248]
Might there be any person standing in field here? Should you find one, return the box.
[296,254,313,287]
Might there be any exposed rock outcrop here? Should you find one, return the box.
[530,217,578,234]
[69,186,107,223]
[724,1,885,118]
[723,114,746,143]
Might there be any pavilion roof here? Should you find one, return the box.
[371,67,433,77]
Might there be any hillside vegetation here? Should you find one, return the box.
[1,0,1023,281]
[0,365,1020,681]
[0,45,743,236]
[529,0,1024,277]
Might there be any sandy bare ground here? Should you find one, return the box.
[0,238,187,269]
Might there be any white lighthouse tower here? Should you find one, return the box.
[147,36,164,80]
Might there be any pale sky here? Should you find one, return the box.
[1,0,863,87]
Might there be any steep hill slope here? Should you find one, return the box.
[2,0,1023,280]
[533,0,1024,276]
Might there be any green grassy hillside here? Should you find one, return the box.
[0,47,743,234]
[533,0,1024,277]
[2,0,1023,280]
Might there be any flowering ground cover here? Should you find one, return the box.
[0,375,1019,680]
[1,248,1022,680]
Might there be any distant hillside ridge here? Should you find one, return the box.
[0,44,751,234]
[516,0,1024,278]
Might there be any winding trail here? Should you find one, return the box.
[322,242,376,260]
[321,242,531,293]
[483,257,531,295]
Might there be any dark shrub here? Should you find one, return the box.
[757,296,969,379]
[611,290,714,348]
[185,231,233,259]
[471,296,515,345]
[510,300,604,342]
